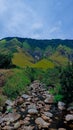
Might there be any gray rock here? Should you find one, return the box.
[14,122,20,129]
[23,126,34,130]
[5,100,14,106]
[35,117,50,129]
[3,112,21,122]
[58,101,65,110]
[28,109,38,114]
[67,106,73,111]
[44,112,53,118]
[28,104,36,109]
[58,128,66,130]
[44,96,54,104]
[2,126,14,130]
[22,94,30,99]
[65,114,73,121]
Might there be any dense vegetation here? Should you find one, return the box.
[3,69,31,99]
[0,53,13,68]
[0,37,73,105]
[0,37,73,68]
[60,63,73,103]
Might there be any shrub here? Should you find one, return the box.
[49,84,63,102]
[3,70,30,99]
[60,62,73,103]
[0,53,13,68]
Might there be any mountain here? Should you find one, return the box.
[0,37,73,69]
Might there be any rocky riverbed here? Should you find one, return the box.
[0,80,73,130]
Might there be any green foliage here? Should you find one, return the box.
[41,68,60,87]
[3,70,31,99]
[60,62,73,103]
[49,84,63,102]
[0,53,13,68]
[54,94,63,102]
[7,107,13,113]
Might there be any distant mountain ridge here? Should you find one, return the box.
[0,37,73,69]
[1,37,73,48]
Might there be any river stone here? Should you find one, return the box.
[28,109,38,114]
[44,112,53,118]
[58,101,65,110]
[23,126,34,130]
[22,94,30,99]
[44,96,54,104]
[28,104,36,109]
[58,128,66,130]
[2,126,14,130]
[14,122,20,129]
[17,97,24,105]
[5,100,14,106]
[67,106,73,111]
[3,112,21,122]
[65,114,73,121]
[41,114,50,121]
[35,117,50,128]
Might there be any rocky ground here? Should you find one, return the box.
[0,80,73,130]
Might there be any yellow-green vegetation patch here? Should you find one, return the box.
[50,52,68,65]
[12,52,34,67]
[33,59,55,69]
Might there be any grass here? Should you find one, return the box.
[3,69,31,99]
[50,51,68,66]
[12,52,34,67]
[33,58,55,69]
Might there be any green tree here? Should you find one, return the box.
[60,62,73,103]
[0,53,13,68]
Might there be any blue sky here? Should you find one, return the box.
[0,0,73,39]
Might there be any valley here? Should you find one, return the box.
[0,37,73,130]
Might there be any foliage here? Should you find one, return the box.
[49,84,63,102]
[60,62,73,103]
[0,53,13,68]
[3,69,31,99]
[54,94,63,102]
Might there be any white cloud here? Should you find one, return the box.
[0,0,43,38]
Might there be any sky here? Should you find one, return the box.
[0,0,73,39]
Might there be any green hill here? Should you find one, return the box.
[33,59,55,69]
[0,37,73,68]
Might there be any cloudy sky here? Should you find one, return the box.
[0,0,73,39]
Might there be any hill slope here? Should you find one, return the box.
[0,37,73,68]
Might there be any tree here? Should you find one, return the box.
[60,62,73,103]
[0,53,13,68]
